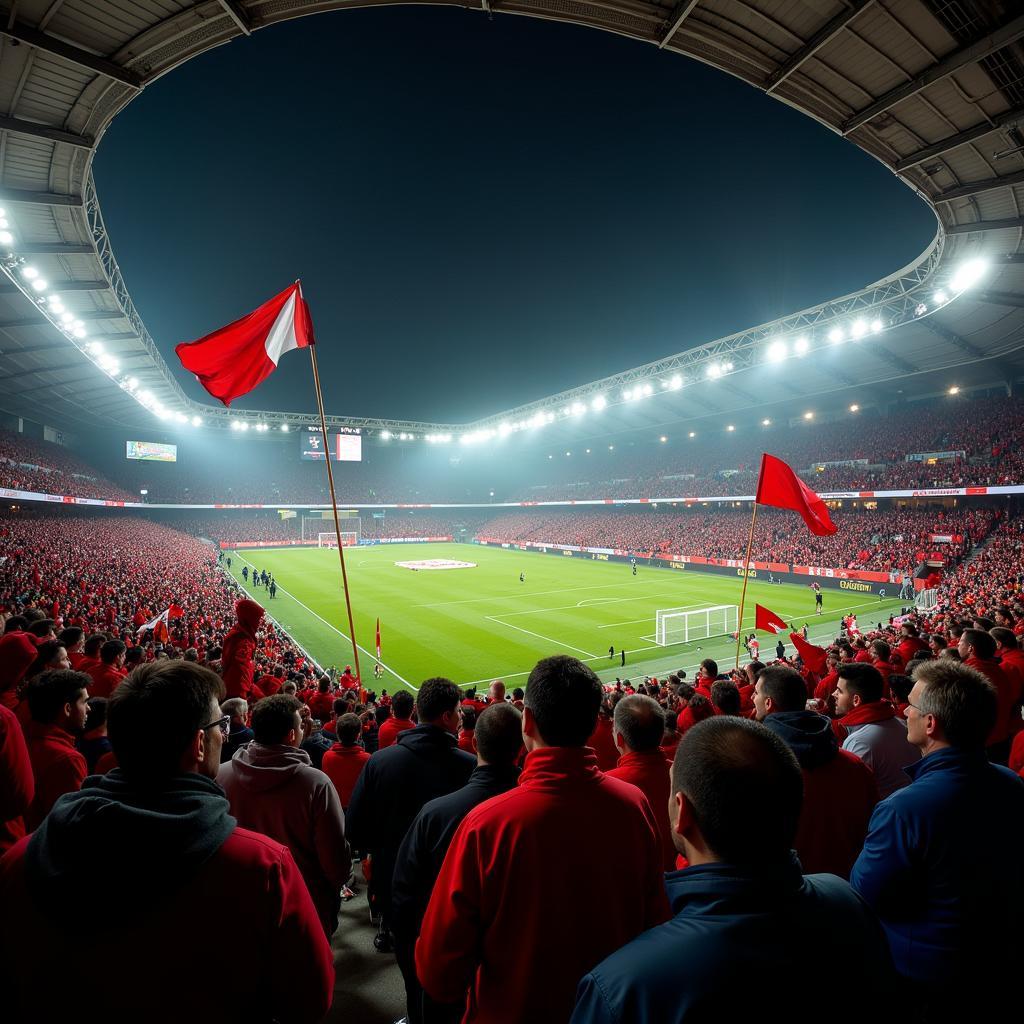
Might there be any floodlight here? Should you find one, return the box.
[766,340,787,362]
[0,231,13,246]
[565,451,571,457]
[126,378,138,389]
[608,445,614,450]
[726,424,735,432]
[498,422,511,436]
[623,387,634,401]
[828,327,844,344]
[849,404,859,412]
[850,320,867,340]
[0,219,7,230]
[793,336,809,356]
[380,430,391,440]
[61,311,74,323]
[667,374,683,390]
[688,431,696,438]
[175,412,188,424]
[191,416,202,427]
[73,326,86,339]
[545,412,555,423]
[950,258,987,292]
[281,424,289,432]
[591,395,606,411]
[21,266,38,280]
[642,383,653,396]
[399,432,408,440]
[933,290,948,305]
[659,435,667,443]
[804,411,814,420]
[240,422,249,431]
[548,454,553,459]
[571,401,586,416]
[762,418,771,426]
[870,319,883,334]
[30,278,46,292]
[585,448,591,454]
[706,363,722,379]
[948,386,960,395]
[140,489,148,496]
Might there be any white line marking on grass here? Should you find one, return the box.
[417,579,668,609]
[231,552,416,693]
[485,615,598,659]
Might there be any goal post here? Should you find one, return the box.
[318,531,359,548]
[655,605,739,646]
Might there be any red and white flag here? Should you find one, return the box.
[175,282,315,406]
[375,617,382,660]
[137,607,170,642]
[755,604,789,634]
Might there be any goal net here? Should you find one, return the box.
[655,605,739,646]
[318,532,359,548]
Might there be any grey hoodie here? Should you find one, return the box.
[217,741,350,933]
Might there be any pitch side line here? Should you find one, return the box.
[416,578,671,609]
[231,552,416,693]
[499,591,699,619]
[485,615,598,660]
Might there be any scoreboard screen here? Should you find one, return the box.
[126,440,177,462]
[299,427,362,462]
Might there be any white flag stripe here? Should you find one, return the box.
[263,290,301,366]
[138,607,170,636]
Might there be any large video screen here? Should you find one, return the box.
[126,440,177,463]
[299,427,362,462]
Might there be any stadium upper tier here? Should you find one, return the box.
[4,391,1023,506]
[1,3,1024,437]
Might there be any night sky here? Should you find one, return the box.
[93,7,936,424]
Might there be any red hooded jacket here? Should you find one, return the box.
[586,716,619,771]
[221,598,264,700]
[965,656,1020,746]
[415,746,670,1024]
[24,721,87,831]
[321,743,371,809]
[607,749,676,870]
[87,662,127,700]
[0,633,37,710]
[0,703,33,854]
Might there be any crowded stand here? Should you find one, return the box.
[169,513,470,545]
[0,429,134,501]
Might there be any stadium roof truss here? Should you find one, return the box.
[1,0,1024,438]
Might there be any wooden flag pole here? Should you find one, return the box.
[734,500,759,668]
[308,340,362,683]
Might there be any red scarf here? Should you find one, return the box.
[832,699,897,741]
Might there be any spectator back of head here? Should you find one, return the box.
[391,690,415,720]
[524,655,602,746]
[415,678,461,723]
[337,713,362,746]
[710,680,741,716]
[757,665,807,713]
[912,661,997,749]
[251,694,302,745]
[27,669,90,724]
[672,717,803,864]
[108,661,225,780]
[474,703,523,765]
[612,694,665,753]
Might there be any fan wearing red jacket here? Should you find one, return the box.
[0,660,333,1024]
[221,598,264,701]
[959,629,1020,761]
[415,655,670,1024]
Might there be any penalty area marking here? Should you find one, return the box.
[231,551,416,693]
[485,615,598,660]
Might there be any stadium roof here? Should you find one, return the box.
[1,0,1023,438]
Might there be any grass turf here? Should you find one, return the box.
[226,543,907,691]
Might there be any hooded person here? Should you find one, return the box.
[0,632,38,709]
[754,665,878,878]
[0,702,33,855]
[221,597,264,701]
[217,694,350,937]
[0,659,334,1024]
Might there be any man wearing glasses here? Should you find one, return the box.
[851,661,1024,1023]
[0,660,334,1023]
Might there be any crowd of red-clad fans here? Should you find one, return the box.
[5,391,1024,507]
[0,501,1021,1023]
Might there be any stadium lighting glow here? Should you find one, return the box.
[665,374,683,391]
[126,378,138,389]
[571,401,586,416]
[726,424,735,432]
[21,266,38,280]
[659,435,667,443]
[828,327,844,344]
[849,404,859,412]
[230,420,240,430]
[87,341,102,353]
[793,336,809,356]
[380,430,390,440]
[0,219,7,230]
[870,319,883,334]
[766,340,787,363]
[280,424,289,432]
[60,311,74,323]
[591,395,606,411]
[850,320,867,340]
[49,299,64,314]
[608,445,614,451]
[399,432,409,440]
[0,232,13,246]
[762,418,771,426]
[933,290,948,305]
[175,412,188,424]
[948,386,960,395]
[585,448,591,454]
[240,422,249,431]
[30,278,47,292]
[565,451,571,457]
[950,258,988,293]
[73,326,86,339]
[688,431,696,438]
[140,490,148,496]
[804,411,814,420]
[548,454,553,459]
[191,416,202,427]
[706,363,722,379]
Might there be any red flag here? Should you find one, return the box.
[375,617,381,660]
[168,604,185,620]
[755,604,789,634]
[790,631,828,674]
[175,282,315,406]
[755,453,837,536]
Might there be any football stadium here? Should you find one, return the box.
[1,3,1023,1023]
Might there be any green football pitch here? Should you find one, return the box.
[226,543,907,692]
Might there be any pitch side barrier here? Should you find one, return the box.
[220,536,452,549]
[474,538,906,598]
[0,483,1020,509]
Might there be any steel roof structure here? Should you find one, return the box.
[1,0,1023,440]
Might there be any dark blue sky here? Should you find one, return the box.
[93,7,936,423]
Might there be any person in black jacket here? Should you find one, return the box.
[392,702,523,1024]
[346,677,475,952]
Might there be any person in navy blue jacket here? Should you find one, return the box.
[571,716,894,1024]
[850,660,1024,1019]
